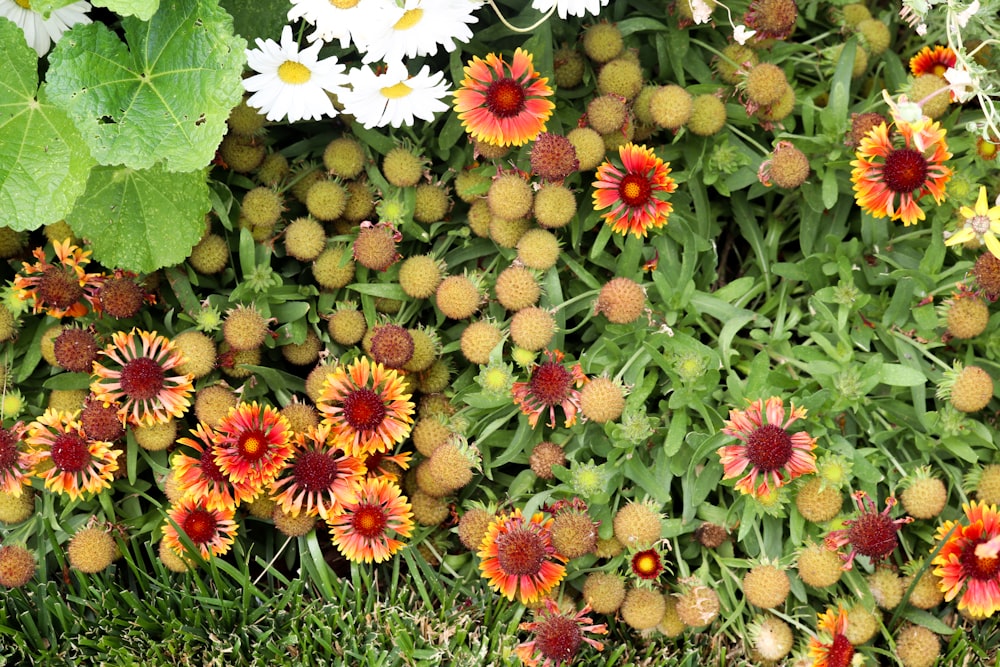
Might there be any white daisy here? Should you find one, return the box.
[286,0,389,50]
[360,0,480,65]
[529,0,610,19]
[340,62,450,129]
[243,25,349,123]
[0,0,91,57]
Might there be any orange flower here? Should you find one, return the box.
[0,423,32,497]
[13,239,103,318]
[909,45,957,77]
[511,350,588,429]
[807,606,855,667]
[270,423,366,520]
[328,477,413,563]
[717,396,817,499]
[453,48,555,147]
[851,113,952,226]
[317,357,415,458]
[362,449,412,483]
[932,501,1000,619]
[478,508,567,604]
[90,329,194,427]
[592,143,677,238]
[26,409,121,501]
[162,497,238,559]
[515,599,608,667]
[171,422,241,511]
[213,402,294,501]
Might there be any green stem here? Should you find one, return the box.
[484,0,556,32]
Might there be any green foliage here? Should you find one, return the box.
[0,18,94,231]
[66,164,210,272]
[219,0,288,43]
[46,0,246,172]
[91,0,161,21]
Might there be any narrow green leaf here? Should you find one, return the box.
[878,363,927,387]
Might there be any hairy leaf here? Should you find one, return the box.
[91,0,161,20]
[46,0,246,171]
[0,18,94,231]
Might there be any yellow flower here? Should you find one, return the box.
[946,186,1000,258]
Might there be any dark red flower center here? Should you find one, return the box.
[744,424,793,472]
[80,401,125,442]
[961,538,1000,580]
[352,504,388,538]
[618,174,652,208]
[182,508,218,544]
[847,511,899,559]
[534,615,583,663]
[342,388,387,432]
[237,429,269,463]
[529,362,573,406]
[883,148,929,193]
[293,451,339,491]
[826,634,855,667]
[631,549,664,579]
[37,267,83,310]
[486,77,526,118]
[0,429,18,471]
[495,526,546,576]
[51,432,90,473]
[199,449,228,483]
[119,356,165,401]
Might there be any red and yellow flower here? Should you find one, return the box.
[909,45,957,78]
[478,508,567,604]
[807,606,855,667]
[90,329,194,427]
[213,402,294,501]
[13,239,103,318]
[162,496,238,559]
[26,409,121,501]
[270,423,366,520]
[851,112,952,226]
[0,423,32,497]
[171,422,241,512]
[717,396,817,499]
[931,500,1000,619]
[453,47,555,147]
[592,143,677,238]
[511,350,588,429]
[328,477,413,563]
[515,599,608,667]
[317,357,415,458]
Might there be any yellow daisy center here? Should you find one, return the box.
[380,82,413,99]
[15,0,31,8]
[278,61,312,85]
[329,0,359,8]
[393,8,423,30]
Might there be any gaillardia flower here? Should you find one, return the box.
[850,112,953,226]
[824,491,912,569]
[26,409,121,501]
[162,497,238,560]
[909,45,957,77]
[945,186,1000,258]
[171,422,241,512]
[511,350,588,429]
[0,423,31,496]
[453,48,555,147]
[515,599,608,667]
[270,423,365,519]
[931,500,1000,618]
[13,239,103,319]
[807,606,855,667]
[717,396,817,498]
[478,508,567,604]
[317,357,415,458]
[592,143,677,238]
[90,329,194,427]
[328,477,413,563]
[213,403,294,498]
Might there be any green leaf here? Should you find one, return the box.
[29,0,79,17]
[46,0,246,171]
[219,0,287,42]
[878,363,927,387]
[66,164,210,272]
[91,0,160,20]
[0,19,94,231]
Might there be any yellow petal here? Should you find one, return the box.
[985,233,1000,259]
[945,229,974,246]
[975,186,990,216]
